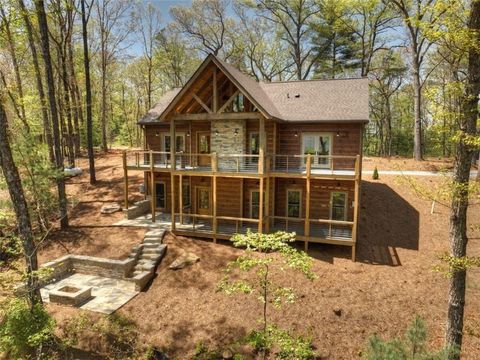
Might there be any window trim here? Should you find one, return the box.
[286,188,302,219]
[249,189,265,219]
[154,181,166,210]
[301,132,333,169]
[248,132,260,155]
[330,191,348,221]
[161,132,186,153]
[182,179,191,208]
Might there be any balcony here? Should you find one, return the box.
[123,151,359,179]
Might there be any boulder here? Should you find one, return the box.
[100,203,122,214]
[168,252,199,270]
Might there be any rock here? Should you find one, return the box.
[100,203,122,214]
[333,307,342,317]
[222,349,233,359]
[168,252,199,270]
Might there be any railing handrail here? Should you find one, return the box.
[309,219,354,226]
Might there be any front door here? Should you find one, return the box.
[197,132,211,167]
[196,187,211,216]
[155,182,166,210]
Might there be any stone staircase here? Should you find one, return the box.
[128,229,167,279]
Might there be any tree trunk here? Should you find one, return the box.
[34,0,68,229]
[412,57,423,161]
[101,58,108,153]
[80,0,96,184]
[445,1,480,357]
[17,0,54,163]
[0,100,42,307]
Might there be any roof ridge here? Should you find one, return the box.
[260,77,368,85]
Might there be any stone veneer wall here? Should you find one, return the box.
[124,199,151,219]
[210,119,246,170]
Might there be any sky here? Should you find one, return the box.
[149,0,191,22]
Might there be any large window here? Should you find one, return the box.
[301,133,332,168]
[162,133,185,153]
[331,192,347,221]
[232,93,245,112]
[287,189,301,218]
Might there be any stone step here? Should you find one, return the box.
[132,270,149,277]
[142,242,161,249]
[145,229,165,238]
[140,253,162,262]
[143,238,162,244]
[142,247,162,254]
[135,264,155,272]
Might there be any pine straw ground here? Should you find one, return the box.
[37,151,480,359]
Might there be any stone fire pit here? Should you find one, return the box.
[49,285,92,306]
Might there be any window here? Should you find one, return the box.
[250,190,265,219]
[301,133,332,168]
[155,182,166,209]
[331,192,347,221]
[232,93,245,112]
[198,188,210,210]
[249,132,259,164]
[287,189,301,218]
[182,181,190,207]
[162,133,185,153]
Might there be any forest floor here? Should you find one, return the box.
[25,152,480,358]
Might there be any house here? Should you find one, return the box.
[122,54,369,261]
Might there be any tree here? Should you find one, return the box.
[80,0,96,184]
[387,0,446,161]
[246,0,321,80]
[444,0,480,357]
[34,0,68,229]
[0,97,41,307]
[170,0,232,58]
[218,230,315,358]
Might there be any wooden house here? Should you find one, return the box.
[122,54,369,260]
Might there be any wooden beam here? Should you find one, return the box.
[265,176,270,233]
[351,154,361,261]
[213,175,217,243]
[150,150,155,223]
[304,154,311,251]
[213,67,218,112]
[170,119,175,170]
[171,174,176,230]
[179,174,183,224]
[258,177,264,233]
[192,94,212,114]
[123,151,129,209]
[258,117,265,174]
[218,90,239,113]
[172,112,262,121]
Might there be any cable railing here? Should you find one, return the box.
[268,154,358,174]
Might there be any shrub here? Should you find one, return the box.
[362,316,458,359]
[0,299,55,358]
[372,166,379,180]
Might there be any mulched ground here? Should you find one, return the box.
[36,151,480,359]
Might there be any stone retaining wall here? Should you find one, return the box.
[124,199,151,219]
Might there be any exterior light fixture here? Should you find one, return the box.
[336,131,341,137]
[186,131,190,137]
[234,128,239,136]
[215,130,219,136]
[155,131,160,137]
[294,131,298,137]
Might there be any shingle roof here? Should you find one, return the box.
[139,55,369,124]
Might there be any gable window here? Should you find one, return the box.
[232,93,245,112]
[287,189,301,218]
[249,132,259,164]
[162,133,185,153]
[301,133,332,168]
[331,192,347,221]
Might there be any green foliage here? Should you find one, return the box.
[192,341,219,360]
[0,299,55,358]
[434,253,480,277]
[372,167,379,180]
[362,316,458,360]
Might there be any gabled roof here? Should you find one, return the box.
[139,54,369,124]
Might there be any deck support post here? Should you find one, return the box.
[179,174,183,225]
[212,153,218,243]
[123,151,128,209]
[351,154,361,261]
[304,154,311,251]
[150,150,155,223]
[265,174,270,233]
[258,177,264,233]
[171,174,176,230]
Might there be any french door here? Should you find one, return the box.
[301,133,332,168]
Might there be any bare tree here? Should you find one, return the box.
[94,0,133,153]
[34,0,68,229]
[248,0,321,80]
[0,97,42,307]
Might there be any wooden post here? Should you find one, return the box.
[265,175,270,233]
[258,117,265,174]
[351,154,361,261]
[171,174,176,230]
[271,177,276,231]
[123,151,129,209]
[170,119,176,170]
[179,174,183,225]
[213,175,217,243]
[150,150,155,223]
[258,177,264,233]
[304,154,311,251]
[240,178,244,229]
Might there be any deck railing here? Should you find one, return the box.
[124,151,359,177]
